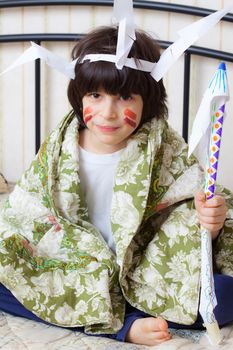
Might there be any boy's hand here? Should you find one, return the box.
[194,191,227,240]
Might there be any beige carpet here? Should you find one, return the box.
[1,311,233,349]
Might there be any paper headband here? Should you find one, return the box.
[1,1,233,82]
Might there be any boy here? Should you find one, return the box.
[0,26,232,346]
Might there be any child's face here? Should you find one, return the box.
[81,89,143,153]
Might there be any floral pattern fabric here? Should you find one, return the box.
[0,111,233,334]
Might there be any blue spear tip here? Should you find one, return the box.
[218,62,226,71]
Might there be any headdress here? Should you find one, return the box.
[1,1,233,81]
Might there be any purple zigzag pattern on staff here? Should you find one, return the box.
[211,173,217,181]
[218,116,224,124]
[213,151,219,159]
[219,104,225,113]
[208,184,215,193]
[207,104,225,199]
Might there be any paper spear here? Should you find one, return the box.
[188,62,229,345]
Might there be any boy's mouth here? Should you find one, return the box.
[95,125,120,132]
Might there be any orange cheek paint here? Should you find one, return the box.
[124,117,137,128]
[124,108,137,120]
[83,106,93,124]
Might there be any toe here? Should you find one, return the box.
[153,317,169,332]
[155,331,172,343]
[143,317,168,333]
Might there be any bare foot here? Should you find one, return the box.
[126,317,171,346]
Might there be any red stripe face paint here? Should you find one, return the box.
[124,108,137,120]
[83,106,93,125]
[83,106,93,116]
[84,115,93,124]
[124,117,137,128]
[124,108,137,128]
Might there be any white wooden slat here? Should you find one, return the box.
[69,5,95,33]
[0,46,25,181]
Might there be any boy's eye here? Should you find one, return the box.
[88,92,100,99]
[120,95,132,101]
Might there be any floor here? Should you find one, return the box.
[1,311,233,349]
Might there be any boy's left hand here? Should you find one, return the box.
[194,191,227,240]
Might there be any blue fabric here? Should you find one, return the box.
[1,274,233,342]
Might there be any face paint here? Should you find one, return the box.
[124,108,137,120]
[83,106,93,124]
[124,108,137,128]
[84,115,93,124]
[83,106,93,116]
[124,117,137,128]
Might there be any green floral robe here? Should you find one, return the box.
[0,112,233,334]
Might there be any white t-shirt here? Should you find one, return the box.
[78,146,122,253]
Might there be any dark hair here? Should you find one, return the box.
[67,26,168,128]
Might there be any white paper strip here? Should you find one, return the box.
[81,54,155,72]
[151,4,233,82]
[0,42,75,79]
[113,0,136,69]
[113,0,134,22]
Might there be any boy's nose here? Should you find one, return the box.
[101,98,117,119]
